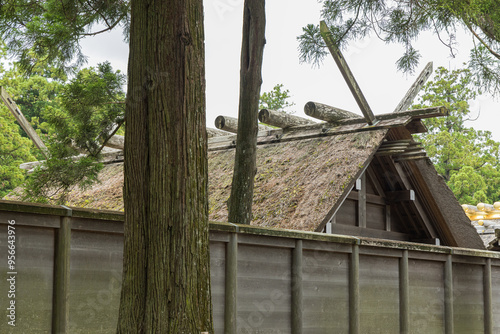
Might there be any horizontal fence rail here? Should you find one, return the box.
[0,201,499,333]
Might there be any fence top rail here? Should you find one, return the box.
[0,199,124,221]
[2,200,499,259]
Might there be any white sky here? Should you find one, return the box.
[80,0,500,140]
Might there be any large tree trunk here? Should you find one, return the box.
[117,0,213,332]
[228,0,266,225]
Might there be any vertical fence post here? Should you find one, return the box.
[225,232,238,333]
[350,244,359,334]
[444,254,454,334]
[484,258,492,334]
[399,250,409,334]
[52,208,72,334]
[292,239,303,334]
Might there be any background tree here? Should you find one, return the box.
[228,0,266,225]
[259,83,295,113]
[118,1,212,331]
[0,54,62,198]
[0,0,213,332]
[298,0,500,93]
[22,62,125,204]
[0,108,35,198]
[413,67,500,204]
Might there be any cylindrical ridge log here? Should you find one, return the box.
[215,115,237,133]
[207,127,232,138]
[304,101,360,122]
[215,115,272,133]
[105,134,124,149]
[258,109,316,128]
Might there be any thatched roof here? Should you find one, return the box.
[5,107,485,249]
[208,130,385,231]
[31,130,384,232]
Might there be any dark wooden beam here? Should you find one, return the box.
[393,161,438,239]
[358,174,367,228]
[387,190,415,202]
[319,21,376,125]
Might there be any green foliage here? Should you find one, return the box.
[414,67,500,204]
[298,0,500,93]
[259,84,296,113]
[449,166,488,204]
[23,62,125,204]
[0,108,35,198]
[0,53,62,197]
[0,0,130,73]
[0,64,64,150]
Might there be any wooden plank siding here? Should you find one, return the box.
[0,202,499,333]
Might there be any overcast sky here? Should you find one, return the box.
[80,0,500,140]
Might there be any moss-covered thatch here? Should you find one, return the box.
[8,130,385,232]
[208,130,385,230]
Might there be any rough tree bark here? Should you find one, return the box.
[117,0,213,332]
[228,0,266,225]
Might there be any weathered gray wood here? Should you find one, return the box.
[105,134,124,149]
[358,174,366,228]
[484,258,493,334]
[292,240,303,334]
[225,233,237,333]
[400,250,409,334]
[304,101,360,123]
[207,128,232,138]
[378,106,448,120]
[350,244,360,334]
[1,87,48,157]
[52,215,71,334]
[445,255,454,334]
[386,205,391,232]
[98,120,124,152]
[215,115,272,133]
[259,109,315,128]
[319,21,376,125]
[393,62,433,113]
[20,149,124,173]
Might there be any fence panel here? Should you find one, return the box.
[2,203,500,334]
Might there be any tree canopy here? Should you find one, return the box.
[0,57,62,198]
[298,0,500,93]
[413,66,500,204]
[259,83,295,113]
[0,0,130,73]
[22,62,125,204]
[0,108,35,198]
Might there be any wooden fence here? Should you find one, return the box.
[1,200,499,333]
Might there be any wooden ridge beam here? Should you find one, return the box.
[258,108,316,128]
[337,106,448,126]
[19,149,124,173]
[215,115,272,133]
[1,87,48,157]
[304,101,359,123]
[393,62,433,113]
[319,20,376,125]
[207,128,232,138]
[105,134,124,150]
